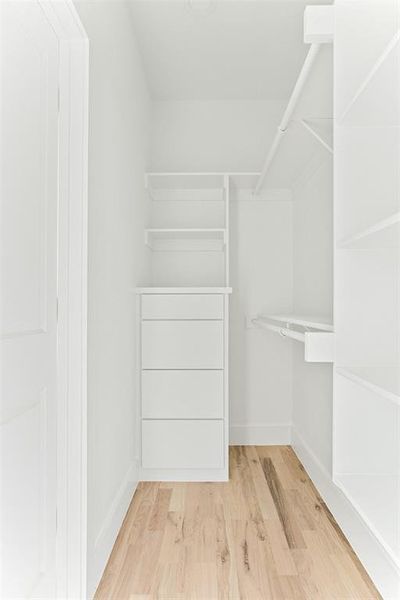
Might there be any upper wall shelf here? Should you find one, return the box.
[146,172,261,193]
[338,211,400,249]
[144,228,226,251]
[146,172,225,190]
[136,286,233,294]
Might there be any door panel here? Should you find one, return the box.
[0,3,59,597]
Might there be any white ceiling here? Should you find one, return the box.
[129,0,332,101]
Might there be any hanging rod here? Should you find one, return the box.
[254,43,321,195]
[251,317,305,343]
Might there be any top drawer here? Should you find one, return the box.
[141,294,224,320]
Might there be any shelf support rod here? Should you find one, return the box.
[254,43,321,195]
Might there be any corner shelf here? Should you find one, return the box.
[337,211,400,249]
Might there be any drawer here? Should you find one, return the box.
[142,420,224,469]
[142,370,224,419]
[141,294,224,320]
[141,320,224,369]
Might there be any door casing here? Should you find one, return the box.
[38,2,89,598]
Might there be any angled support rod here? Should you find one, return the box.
[254,42,321,195]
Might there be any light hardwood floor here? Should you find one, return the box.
[95,446,381,599]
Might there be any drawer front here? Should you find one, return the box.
[141,294,224,320]
[142,370,224,419]
[142,420,224,469]
[141,320,224,369]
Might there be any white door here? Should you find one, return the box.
[0,2,59,597]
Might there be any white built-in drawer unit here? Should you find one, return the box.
[138,289,230,481]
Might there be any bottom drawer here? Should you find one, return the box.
[142,420,224,469]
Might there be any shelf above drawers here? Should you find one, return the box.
[141,293,224,320]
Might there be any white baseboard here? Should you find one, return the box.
[140,466,228,482]
[87,460,139,599]
[292,427,400,600]
[229,422,291,445]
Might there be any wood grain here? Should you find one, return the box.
[95,446,381,600]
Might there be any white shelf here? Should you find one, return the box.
[267,314,334,332]
[251,315,334,362]
[338,212,400,249]
[136,287,232,294]
[144,228,226,251]
[148,188,224,203]
[146,172,261,191]
[336,366,400,406]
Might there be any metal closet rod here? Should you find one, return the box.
[254,42,321,195]
[252,318,305,343]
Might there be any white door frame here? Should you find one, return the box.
[39,2,89,598]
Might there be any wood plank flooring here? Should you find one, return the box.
[94,446,381,599]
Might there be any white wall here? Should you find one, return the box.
[72,2,150,596]
[230,193,294,444]
[150,100,283,172]
[291,157,333,473]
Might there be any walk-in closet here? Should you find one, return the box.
[2,1,400,598]
[79,1,400,597]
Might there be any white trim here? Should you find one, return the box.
[88,463,139,600]
[139,467,228,483]
[39,2,89,598]
[334,476,400,574]
[292,427,400,600]
[229,423,291,445]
